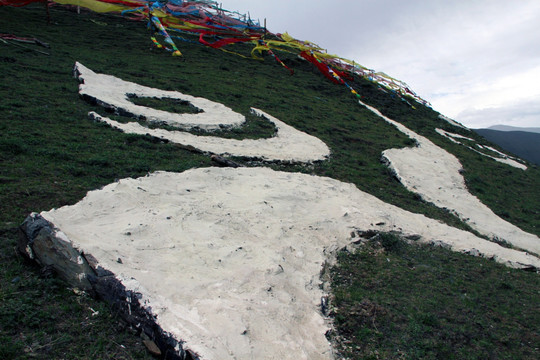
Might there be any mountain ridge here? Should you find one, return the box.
[486,124,540,133]
[473,128,540,165]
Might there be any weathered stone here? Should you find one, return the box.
[18,213,196,360]
[210,154,243,168]
[18,213,94,291]
[143,339,162,356]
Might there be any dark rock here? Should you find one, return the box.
[18,213,199,360]
[143,339,162,356]
[210,154,243,168]
[356,230,379,239]
[18,213,94,291]
[321,296,329,316]
[405,234,422,241]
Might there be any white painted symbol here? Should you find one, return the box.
[75,62,330,163]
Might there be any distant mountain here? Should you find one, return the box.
[473,128,540,165]
[487,125,540,134]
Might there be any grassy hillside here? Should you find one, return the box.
[1,5,539,359]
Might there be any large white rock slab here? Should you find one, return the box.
[359,101,539,256]
[75,62,245,130]
[39,167,540,359]
[89,108,330,163]
[76,62,330,163]
[435,128,527,170]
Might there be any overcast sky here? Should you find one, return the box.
[222,0,540,129]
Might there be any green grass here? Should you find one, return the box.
[127,95,203,115]
[328,233,540,359]
[0,228,154,359]
[356,89,540,235]
[1,4,539,359]
[107,110,278,140]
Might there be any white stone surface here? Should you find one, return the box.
[77,62,330,163]
[41,168,540,360]
[89,109,330,162]
[54,63,539,359]
[435,128,475,142]
[360,101,539,254]
[435,128,527,170]
[438,113,468,129]
[76,62,245,130]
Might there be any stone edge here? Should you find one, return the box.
[17,213,198,360]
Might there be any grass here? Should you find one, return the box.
[0,4,538,359]
[356,89,540,235]
[127,95,204,115]
[328,233,540,359]
[0,228,154,359]
[107,110,278,140]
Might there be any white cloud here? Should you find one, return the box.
[455,100,540,129]
[222,0,540,128]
